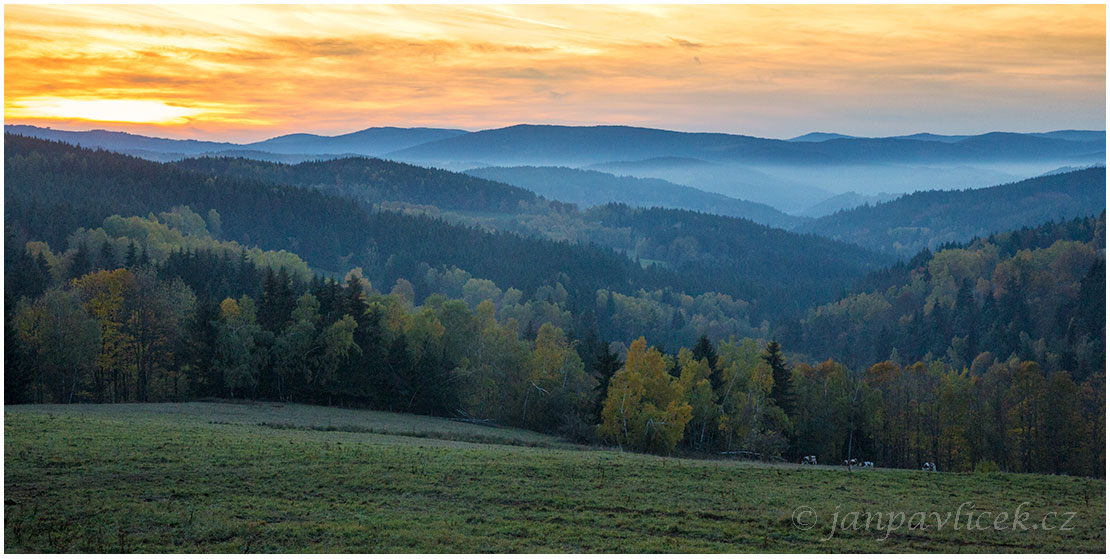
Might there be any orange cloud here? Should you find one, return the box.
[4,4,1104,141]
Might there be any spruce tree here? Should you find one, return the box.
[691,334,722,391]
[99,240,116,270]
[763,340,794,416]
[591,342,623,420]
[70,241,91,279]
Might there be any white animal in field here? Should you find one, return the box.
[922,462,937,472]
[800,455,817,465]
[862,461,874,468]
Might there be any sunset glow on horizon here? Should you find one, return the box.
[5,4,1105,142]
[6,98,208,125]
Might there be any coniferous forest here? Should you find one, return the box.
[5,134,1106,477]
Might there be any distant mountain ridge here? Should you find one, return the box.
[386,124,1104,166]
[243,126,469,155]
[788,132,856,142]
[4,124,468,158]
[788,129,1105,144]
[465,165,807,229]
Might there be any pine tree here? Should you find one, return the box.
[387,334,414,412]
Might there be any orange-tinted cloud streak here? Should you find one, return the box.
[5,4,1105,141]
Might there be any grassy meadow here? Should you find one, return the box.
[5,402,1105,552]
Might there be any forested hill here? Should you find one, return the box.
[173,155,539,214]
[465,165,806,229]
[794,167,1107,256]
[586,204,886,314]
[781,214,1105,381]
[4,134,662,305]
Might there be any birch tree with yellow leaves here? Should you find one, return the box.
[599,337,692,453]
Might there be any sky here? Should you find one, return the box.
[4,4,1106,142]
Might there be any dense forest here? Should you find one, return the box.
[175,155,540,214]
[419,202,884,321]
[796,167,1107,255]
[169,148,883,319]
[4,133,1105,477]
[587,204,881,314]
[785,215,1106,375]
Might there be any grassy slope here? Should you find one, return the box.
[5,403,1105,553]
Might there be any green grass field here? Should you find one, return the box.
[5,402,1105,552]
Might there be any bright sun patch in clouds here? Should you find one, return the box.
[4,4,1104,140]
[7,98,204,125]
